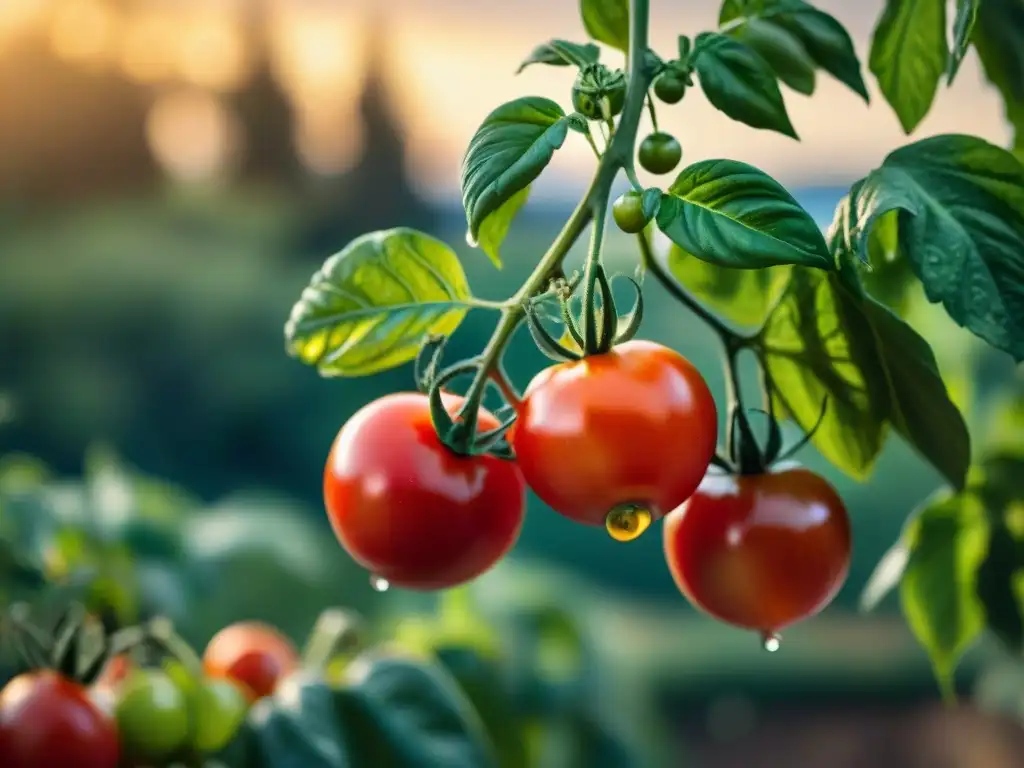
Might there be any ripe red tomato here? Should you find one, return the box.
[0,670,120,768]
[663,466,852,633]
[510,340,717,528]
[323,392,526,590]
[202,621,299,701]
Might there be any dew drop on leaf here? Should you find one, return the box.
[465,230,479,248]
[605,504,653,542]
[761,631,781,653]
[370,575,390,593]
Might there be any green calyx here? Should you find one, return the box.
[572,63,628,120]
[415,336,518,461]
[716,395,830,476]
[525,264,644,363]
[5,602,147,686]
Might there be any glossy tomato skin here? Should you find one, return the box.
[511,340,718,526]
[0,670,120,768]
[663,466,852,632]
[324,392,526,590]
[203,621,299,701]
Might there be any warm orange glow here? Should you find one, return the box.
[266,5,361,102]
[49,0,120,68]
[177,14,250,92]
[294,103,364,176]
[146,89,241,184]
[119,13,178,84]
[0,0,47,47]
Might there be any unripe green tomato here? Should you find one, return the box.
[114,669,190,762]
[191,677,250,753]
[638,133,682,175]
[653,72,687,104]
[612,192,650,234]
[572,66,627,120]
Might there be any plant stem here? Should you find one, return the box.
[455,0,654,436]
[634,231,739,342]
[582,199,608,350]
[646,92,659,131]
[585,128,602,159]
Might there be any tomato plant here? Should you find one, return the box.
[664,465,851,637]
[202,621,299,701]
[323,392,526,590]
[275,0,1024,699]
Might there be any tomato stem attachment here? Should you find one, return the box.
[146,616,205,679]
[428,0,655,453]
[646,91,660,131]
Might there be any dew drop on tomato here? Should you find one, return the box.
[761,631,781,653]
[370,575,390,592]
[604,504,653,542]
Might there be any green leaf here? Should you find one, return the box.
[948,0,981,84]
[338,652,497,768]
[692,32,797,138]
[461,97,569,257]
[247,677,349,768]
[972,0,1024,159]
[868,0,948,133]
[434,646,528,768]
[517,40,600,73]
[579,0,629,52]
[477,186,530,269]
[731,19,816,95]
[284,228,475,377]
[850,134,1024,362]
[720,0,869,101]
[655,159,831,269]
[667,246,791,327]
[860,540,910,611]
[900,491,988,699]
[761,267,970,488]
[972,452,1024,654]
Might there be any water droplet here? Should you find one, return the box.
[465,230,478,248]
[370,575,390,593]
[605,504,653,542]
[761,631,781,653]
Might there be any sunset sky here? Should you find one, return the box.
[0,0,1012,199]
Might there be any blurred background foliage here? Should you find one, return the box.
[2,1,1024,766]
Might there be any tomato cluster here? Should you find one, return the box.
[0,619,296,768]
[322,327,851,641]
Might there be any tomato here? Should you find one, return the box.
[611,191,649,234]
[115,668,190,762]
[323,392,526,590]
[638,132,682,175]
[203,621,299,701]
[191,677,250,753]
[572,64,627,120]
[511,340,717,531]
[663,466,852,633]
[653,72,687,104]
[0,670,120,768]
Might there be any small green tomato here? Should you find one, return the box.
[191,677,250,753]
[653,71,687,104]
[612,192,650,234]
[638,133,682,175]
[114,668,190,762]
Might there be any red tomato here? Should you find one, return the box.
[323,392,526,590]
[202,621,299,701]
[663,466,852,633]
[0,670,120,768]
[510,340,717,527]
